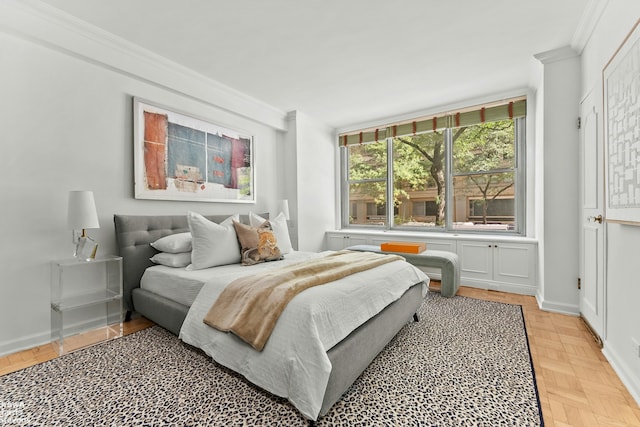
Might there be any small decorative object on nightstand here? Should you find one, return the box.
[50,255,123,355]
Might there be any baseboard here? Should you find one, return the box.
[0,316,107,357]
[534,293,580,316]
[0,331,51,358]
[602,342,640,407]
[460,279,538,296]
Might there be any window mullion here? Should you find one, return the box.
[515,117,526,234]
[445,128,453,231]
[386,137,394,229]
[340,147,349,227]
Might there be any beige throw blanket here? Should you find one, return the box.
[203,250,404,351]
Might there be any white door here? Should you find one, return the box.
[579,90,605,341]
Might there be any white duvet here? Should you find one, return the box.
[179,251,428,420]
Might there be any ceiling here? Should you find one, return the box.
[39,0,589,129]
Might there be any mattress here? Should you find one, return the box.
[140,251,323,307]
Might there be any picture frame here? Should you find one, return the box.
[133,97,255,203]
[603,19,640,225]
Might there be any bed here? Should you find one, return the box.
[114,213,428,420]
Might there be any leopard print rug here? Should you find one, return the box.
[0,293,543,426]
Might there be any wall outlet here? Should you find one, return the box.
[632,338,640,359]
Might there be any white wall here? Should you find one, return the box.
[579,1,640,404]
[534,49,581,314]
[0,1,289,355]
[285,111,336,252]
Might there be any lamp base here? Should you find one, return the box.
[75,235,98,261]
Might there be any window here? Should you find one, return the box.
[346,143,387,226]
[340,97,526,234]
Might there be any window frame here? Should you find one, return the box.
[340,116,526,235]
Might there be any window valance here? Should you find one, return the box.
[339,97,526,146]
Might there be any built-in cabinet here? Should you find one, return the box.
[326,230,538,295]
[456,240,537,294]
[326,234,369,250]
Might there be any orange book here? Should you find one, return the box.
[380,241,426,254]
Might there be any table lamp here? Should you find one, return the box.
[67,190,100,260]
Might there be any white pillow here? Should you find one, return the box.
[249,211,293,254]
[187,212,240,270]
[150,252,191,268]
[151,232,192,253]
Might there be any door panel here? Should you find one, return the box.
[579,90,605,339]
[582,228,599,315]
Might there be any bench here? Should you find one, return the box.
[347,245,460,297]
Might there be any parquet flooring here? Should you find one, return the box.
[1,286,639,426]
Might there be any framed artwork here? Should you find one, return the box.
[603,19,640,225]
[133,98,255,203]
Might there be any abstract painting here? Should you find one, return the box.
[604,19,640,225]
[133,98,254,203]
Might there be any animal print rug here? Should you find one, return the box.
[0,293,543,426]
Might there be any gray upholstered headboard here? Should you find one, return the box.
[113,213,266,315]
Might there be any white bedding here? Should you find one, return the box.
[141,251,315,307]
[178,250,428,420]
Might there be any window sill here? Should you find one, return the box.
[329,228,537,244]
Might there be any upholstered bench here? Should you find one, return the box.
[347,245,460,297]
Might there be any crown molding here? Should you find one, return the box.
[533,45,579,65]
[571,0,609,54]
[0,0,288,131]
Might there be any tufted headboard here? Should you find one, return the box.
[113,213,266,315]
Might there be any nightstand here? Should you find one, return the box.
[50,255,123,355]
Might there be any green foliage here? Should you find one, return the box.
[349,142,387,205]
[392,132,441,191]
[347,120,516,225]
[453,120,514,173]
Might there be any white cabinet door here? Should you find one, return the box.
[325,233,368,250]
[493,242,536,286]
[326,234,346,250]
[424,239,456,252]
[343,235,368,248]
[457,241,493,281]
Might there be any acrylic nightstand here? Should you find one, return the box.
[50,255,123,355]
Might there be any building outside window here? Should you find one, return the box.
[340,97,526,234]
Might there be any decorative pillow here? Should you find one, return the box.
[187,212,241,270]
[249,211,293,254]
[150,232,192,253]
[233,220,283,266]
[150,252,191,268]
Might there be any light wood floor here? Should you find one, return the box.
[1,286,639,426]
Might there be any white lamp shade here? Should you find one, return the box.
[278,199,290,220]
[67,191,100,230]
